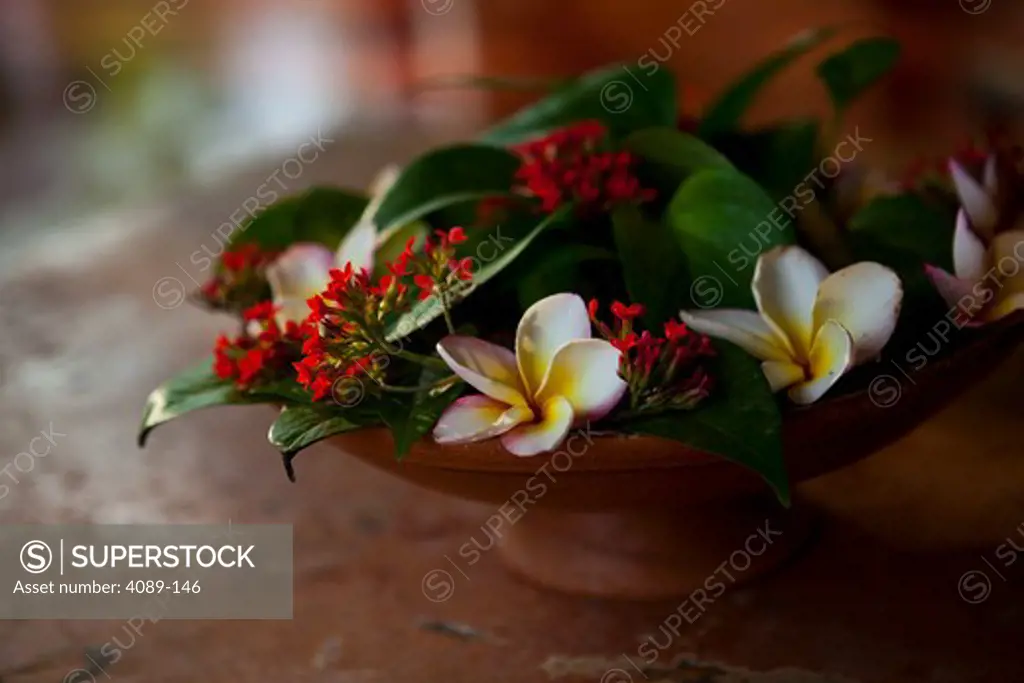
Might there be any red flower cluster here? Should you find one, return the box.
[213,301,309,389]
[198,244,279,312]
[589,299,715,412]
[297,227,471,401]
[513,121,655,213]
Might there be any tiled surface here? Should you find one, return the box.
[1,125,1023,682]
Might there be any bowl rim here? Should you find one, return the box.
[330,311,1024,475]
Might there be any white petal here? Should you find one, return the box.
[432,395,532,444]
[752,245,830,360]
[983,154,998,195]
[761,360,805,393]
[812,262,902,364]
[535,339,627,420]
[335,218,376,274]
[678,309,792,363]
[436,336,528,407]
[787,320,853,405]
[266,243,333,323]
[500,396,574,457]
[949,158,998,239]
[515,293,591,396]
[924,264,976,313]
[953,209,988,280]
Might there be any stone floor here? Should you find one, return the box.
[1,129,1023,683]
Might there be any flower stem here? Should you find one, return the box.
[393,349,450,371]
[439,289,457,335]
[378,376,459,394]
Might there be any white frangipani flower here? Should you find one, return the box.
[432,293,627,456]
[680,246,903,405]
[926,156,1024,323]
[265,165,401,324]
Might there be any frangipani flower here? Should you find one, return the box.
[265,165,400,324]
[432,293,627,456]
[680,246,903,405]
[925,156,1024,323]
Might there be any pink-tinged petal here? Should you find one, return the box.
[761,360,805,393]
[266,243,334,323]
[535,339,627,420]
[751,246,829,359]
[678,309,792,363]
[924,264,976,311]
[953,209,988,280]
[812,262,902,364]
[949,158,998,240]
[500,395,574,457]
[788,320,853,405]
[432,395,533,445]
[515,293,591,396]
[436,336,528,407]
[983,154,998,195]
[335,218,376,274]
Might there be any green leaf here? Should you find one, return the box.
[848,193,955,270]
[483,64,677,144]
[817,37,900,114]
[709,120,819,200]
[385,205,573,341]
[378,370,463,459]
[622,343,789,505]
[668,169,795,309]
[229,187,369,251]
[612,205,689,328]
[138,360,260,447]
[624,127,735,190]
[268,404,378,481]
[371,144,521,234]
[516,243,617,310]
[699,27,838,136]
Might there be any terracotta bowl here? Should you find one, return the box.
[327,313,1024,599]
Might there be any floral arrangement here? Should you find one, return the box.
[139,29,1023,504]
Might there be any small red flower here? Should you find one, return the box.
[512,121,655,214]
[447,226,467,244]
[611,301,645,321]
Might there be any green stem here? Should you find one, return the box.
[378,376,459,394]
[393,349,450,371]
[439,289,457,335]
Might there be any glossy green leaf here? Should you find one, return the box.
[516,243,617,310]
[612,205,689,328]
[668,169,795,309]
[378,370,463,459]
[848,194,955,270]
[228,187,369,251]
[622,343,789,505]
[371,144,521,234]
[817,37,900,113]
[138,360,259,447]
[709,120,819,200]
[482,64,677,144]
[268,404,379,480]
[385,205,573,341]
[699,27,838,136]
[624,127,735,190]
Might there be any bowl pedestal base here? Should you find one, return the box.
[498,498,815,600]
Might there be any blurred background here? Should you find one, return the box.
[2,1,1024,682]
